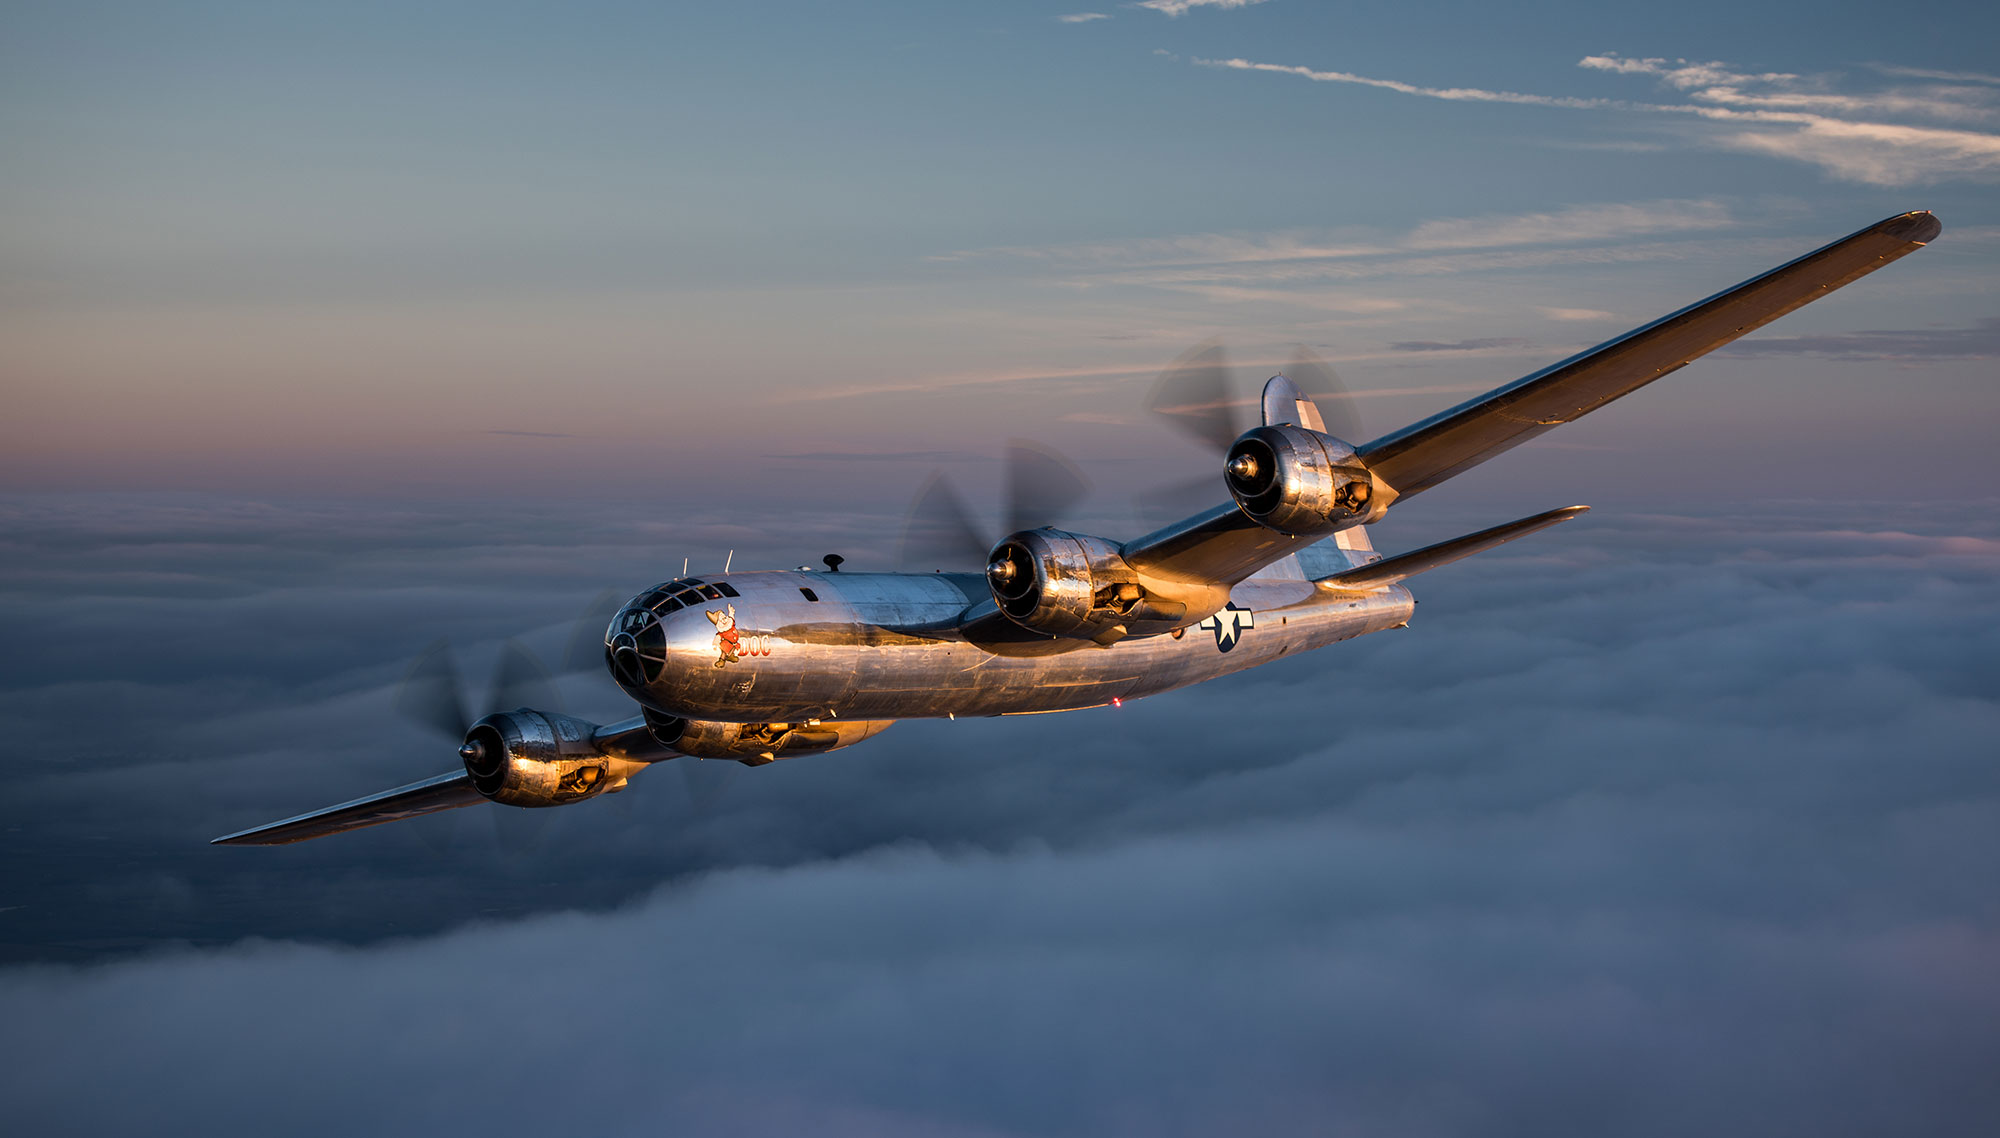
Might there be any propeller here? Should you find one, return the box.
[1140,340,1366,521]
[560,586,624,673]
[1148,339,1250,453]
[1148,339,1363,453]
[395,638,558,858]
[1279,344,1363,444]
[396,574,758,855]
[900,440,1090,570]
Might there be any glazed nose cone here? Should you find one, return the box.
[605,602,667,692]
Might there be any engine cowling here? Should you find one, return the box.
[459,709,898,795]
[985,528,1187,644]
[459,709,643,807]
[1224,424,1393,535]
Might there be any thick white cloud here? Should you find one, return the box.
[2,498,1997,1135]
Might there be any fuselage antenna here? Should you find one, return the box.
[725,549,734,573]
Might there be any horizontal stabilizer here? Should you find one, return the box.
[212,770,485,846]
[1318,505,1589,590]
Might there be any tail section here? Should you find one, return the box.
[1262,373,1329,434]
[1317,505,1588,590]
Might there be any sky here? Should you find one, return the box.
[2,2,1998,1135]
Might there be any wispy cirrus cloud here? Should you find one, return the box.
[1198,57,1620,109]
[1709,116,2000,187]
[918,200,1752,342]
[1579,54,1999,122]
[1137,0,1267,15]
[933,231,1390,268]
[1195,52,2000,185]
[1864,64,2000,86]
[1389,337,1533,353]
[1717,316,2000,359]
[1057,12,1111,23]
[1866,64,2000,86]
[891,200,1749,400]
[1098,240,1740,297]
[935,198,1735,277]
[1404,199,1734,250]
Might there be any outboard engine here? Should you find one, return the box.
[458,710,643,806]
[1224,424,1394,535]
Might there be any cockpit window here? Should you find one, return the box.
[628,578,728,614]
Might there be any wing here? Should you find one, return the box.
[1119,213,1937,592]
[1122,502,1300,586]
[1357,211,1941,499]
[211,770,485,846]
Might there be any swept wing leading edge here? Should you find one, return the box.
[211,770,484,845]
[1357,211,1942,499]
[1119,211,1938,592]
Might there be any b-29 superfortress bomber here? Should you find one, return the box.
[214,211,1941,845]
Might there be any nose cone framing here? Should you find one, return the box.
[606,602,668,691]
[604,575,748,707]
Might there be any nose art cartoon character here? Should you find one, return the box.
[705,604,742,667]
[704,604,773,667]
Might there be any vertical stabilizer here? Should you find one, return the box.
[1262,375,1328,434]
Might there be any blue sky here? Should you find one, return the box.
[4,0,1995,510]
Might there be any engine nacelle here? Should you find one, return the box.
[985,528,1187,644]
[460,709,645,807]
[1224,424,1393,536]
[642,709,895,766]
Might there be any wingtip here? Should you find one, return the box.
[210,826,279,846]
[1883,211,1942,244]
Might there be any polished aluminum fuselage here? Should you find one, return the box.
[211,213,1942,846]
[620,556,1413,723]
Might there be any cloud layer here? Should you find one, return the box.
[3,493,1997,1134]
[1198,51,2000,185]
